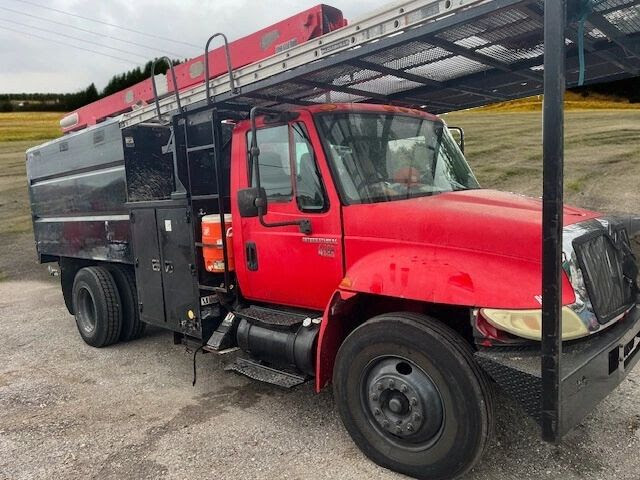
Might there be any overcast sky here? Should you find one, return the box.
[0,0,391,93]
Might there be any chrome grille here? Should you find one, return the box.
[574,230,635,324]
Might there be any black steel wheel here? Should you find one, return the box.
[72,266,122,348]
[107,265,146,341]
[333,312,493,480]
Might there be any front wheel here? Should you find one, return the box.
[333,312,493,480]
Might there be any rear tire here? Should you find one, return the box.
[333,312,493,480]
[107,265,145,341]
[72,266,122,348]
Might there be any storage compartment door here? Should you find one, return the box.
[131,208,166,326]
[157,208,199,333]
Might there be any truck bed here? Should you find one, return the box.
[25,118,132,264]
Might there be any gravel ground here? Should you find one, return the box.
[2,236,640,480]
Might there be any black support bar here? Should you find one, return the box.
[587,12,640,61]
[425,35,544,83]
[541,0,567,443]
[349,59,510,102]
[293,79,392,103]
[241,91,316,107]
[518,3,640,76]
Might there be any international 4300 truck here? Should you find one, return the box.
[25,1,640,478]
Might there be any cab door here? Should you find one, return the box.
[233,113,343,311]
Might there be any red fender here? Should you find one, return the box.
[315,289,359,392]
[339,246,576,310]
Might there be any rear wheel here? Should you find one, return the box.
[72,266,122,347]
[107,265,145,341]
[333,312,493,480]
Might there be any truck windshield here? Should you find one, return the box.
[316,112,480,205]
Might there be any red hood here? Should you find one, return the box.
[343,189,599,262]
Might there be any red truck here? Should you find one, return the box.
[25,1,640,479]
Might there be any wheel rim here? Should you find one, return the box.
[76,286,97,335]
[360,355,445,451]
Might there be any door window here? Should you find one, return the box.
[292,123,326,212]
[249,125,292,202]
[249,122,327,211]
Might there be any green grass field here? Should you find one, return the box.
[446,109,640,213]
[476,91,640,112]
[0,112,63,142]
[1,107,640,261]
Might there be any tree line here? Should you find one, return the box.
[1,58,180,113]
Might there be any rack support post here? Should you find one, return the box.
[541,0,567,443]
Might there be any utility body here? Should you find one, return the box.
[25,1,640,479]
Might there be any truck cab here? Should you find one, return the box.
[234,102,624,332]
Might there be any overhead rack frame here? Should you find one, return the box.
[121,0,640,128]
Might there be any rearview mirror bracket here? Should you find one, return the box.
[448,126,466,154]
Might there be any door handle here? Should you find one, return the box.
[164,261,175,274]
[245,241,258,271]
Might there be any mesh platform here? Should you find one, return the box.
[212,0,640,115]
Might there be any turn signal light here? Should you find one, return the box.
[480,307,590,341]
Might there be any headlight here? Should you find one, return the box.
[480,307,590,341]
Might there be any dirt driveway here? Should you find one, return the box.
[1,234,640,480]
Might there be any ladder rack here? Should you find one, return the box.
[121,0,640,129]
[120,0,485,128]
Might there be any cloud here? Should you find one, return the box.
[0,0,389,93]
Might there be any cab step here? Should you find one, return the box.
[235,305,311,330]
[225,357,307,388]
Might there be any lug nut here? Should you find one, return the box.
[410,398,418,407]
[407,423,414,432]
[388,380,395,388]
[401,385,408,393]
[396,419,402,426]
[374,408,381,416]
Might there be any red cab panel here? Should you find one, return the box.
[230,110,344,311]
[340,190,595,309]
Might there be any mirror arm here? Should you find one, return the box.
[249,106,313,236]
[258,216,312,235]
[448,126,465,154]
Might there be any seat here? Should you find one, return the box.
[259,152,291,198]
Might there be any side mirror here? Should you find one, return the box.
[237,187,268,218]
[448,126,465,154]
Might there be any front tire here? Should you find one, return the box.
[333,312,493,480]
[72,266,122,347]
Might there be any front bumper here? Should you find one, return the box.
[476,304,640,440]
